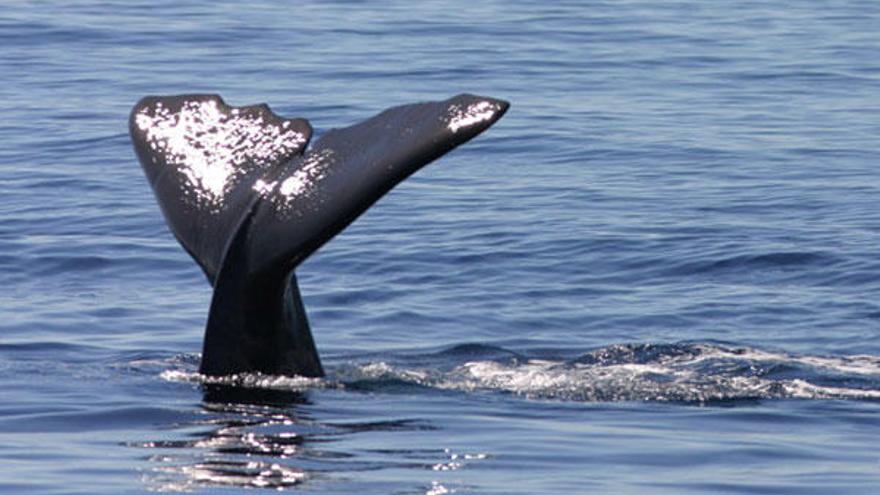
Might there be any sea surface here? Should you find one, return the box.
[2,1,880,493]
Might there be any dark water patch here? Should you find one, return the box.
[201,384,312,408]
[326,418,436,434]
[42,132,129,154]
[669,251,836,278]
[0,406,195,433]
[334,370,437,395]
[0,341,113,368]
[0,341,98,355]
[426,342,525,362]
[27,254,115,275]
[319,287,404,306]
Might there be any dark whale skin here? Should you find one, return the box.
[130,94,509,377]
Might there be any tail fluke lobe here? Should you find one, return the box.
[243,94,510,277]
[129,95,312,283]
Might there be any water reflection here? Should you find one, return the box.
[138,385,317,491]
[134,383,456,492]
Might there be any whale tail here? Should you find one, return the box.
[130,94,509,377]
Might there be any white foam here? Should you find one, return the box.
[160,369,328,391]
[338,345,880,402]
[155,344,880,403]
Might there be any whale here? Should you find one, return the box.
[129,93,508,378]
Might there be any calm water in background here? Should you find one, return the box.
[2,1,880,493]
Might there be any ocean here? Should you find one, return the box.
[2,1,880,493]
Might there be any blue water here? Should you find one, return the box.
[3,1,880,493]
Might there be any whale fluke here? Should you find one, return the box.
[130,93,509,377]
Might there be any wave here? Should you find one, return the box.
[159,342,880,403]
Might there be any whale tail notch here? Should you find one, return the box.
[130,93,509,377]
